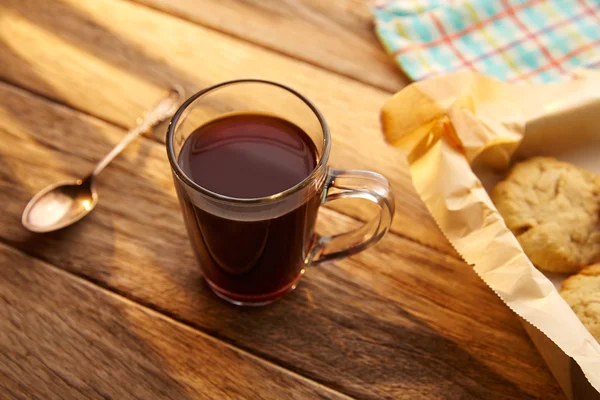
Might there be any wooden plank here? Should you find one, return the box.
[0,82,563,399]
[128,0,409,93]
[0,0,451,254]
[0,243,348,400]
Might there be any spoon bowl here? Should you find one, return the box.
[22,178,98,233]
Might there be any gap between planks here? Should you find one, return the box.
[0,236,355,400]
[125,0,401,94]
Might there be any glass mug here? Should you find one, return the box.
[167,80,394,305]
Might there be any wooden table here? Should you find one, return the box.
[0,1,565,398]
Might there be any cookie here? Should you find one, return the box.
[491,157,600,273]
[560,263,600,342]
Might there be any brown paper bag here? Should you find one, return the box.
[382,69,600,397]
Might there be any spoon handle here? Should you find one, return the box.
[89,88,183,179]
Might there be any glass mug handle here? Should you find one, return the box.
[309,168,395,265]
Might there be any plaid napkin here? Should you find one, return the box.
[372,0,600,83]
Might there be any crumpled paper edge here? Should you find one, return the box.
[382,69,600,392]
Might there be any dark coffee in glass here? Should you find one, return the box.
[167,80,394,306]
[176,113,322,302]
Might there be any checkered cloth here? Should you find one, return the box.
[372,0,600,83]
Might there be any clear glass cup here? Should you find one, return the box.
[167,80,394,306]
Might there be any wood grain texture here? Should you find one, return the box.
[0,243,348,400]
[0,0,452,254]
[130,0,408,92]
[0,82,563,399]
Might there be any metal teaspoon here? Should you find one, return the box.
[22,87,183,233]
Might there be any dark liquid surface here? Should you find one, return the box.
[176,114,321,303]
[178,113,317,198]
